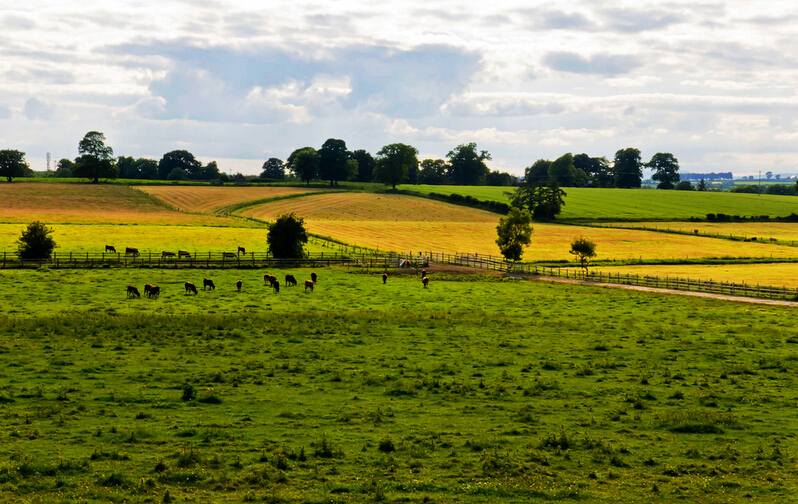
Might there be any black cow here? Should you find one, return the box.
[126,285,140,298]
[106,245,117,253]
[178,250,191,258]
[238,246,246,255]
[285,274,297,287]
[311,272,318,283]
[125,247,140,256]
[203,279,215,290]
[185,282,198,294]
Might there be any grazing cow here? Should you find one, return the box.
[770,237,778,242]
[264,274,277,286]
[203,278,216,290]
[106,245,117,253]
[125,247,140,256]
[185,282,197,295]
[382,273,388,284]
[148,286,160,298]
[311,272,318,283]
[162,251,176,258]
[126,285,140,298]
[421,269,427,278]
[223,252,237,259]
[178,250,191,258]
[144,284,154,296]
[238,246,246,255]
[272,281,280,293]
[422,276,430,288]
[236,280,243,292]
[285,274,297,287]
[304,280,314,292]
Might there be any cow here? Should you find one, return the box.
[238,246,246,255]
[382,273,388,284]
[148,286,160,298]
[236,280,243,292]
[203,279,216,290]
[421,269,427,278]
[162,251,176,258]
[126,285,140,298]
[304,280,314,292]
[422,277,430,288]
[311,272,318,283]
[272,281,280,293]
[264,274,277,286]
[125,247,140,256]
[223,252,237,259]
[178,250,192,258]
[185,282,198,295]
[105,245,117,253]
[144,284,154,296]
[285,274,297,287]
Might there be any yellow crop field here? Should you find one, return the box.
[240,193,498,222]
[593,263,798,289]
[137,185,324,213]
[607,221,798,243]
[0,183,248,226]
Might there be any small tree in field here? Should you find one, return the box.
[569,236,596,272]
[267,213,308,259]
[496,207,533,262]
[16,222,56,259]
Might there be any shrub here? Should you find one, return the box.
[16,222,56,259]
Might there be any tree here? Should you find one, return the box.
[286,147,320,185]
[16,221,56,259]
[350,150,376,183]
[697,178,707,191]
[509,178,566,221]
[54,158,74,178]
[0,149,29,182]
[649,152,680,189]
[486,170,516,186]
[260,158,285,180]
[374,143,419,190]
[158,150,201,180]
[199,161,221,180]
[766,171,773,180]
[569,236,596,272]
[73,131,117,183]
[318,138,350,185]
[574,154,613,187]
[418,159,448,185]
[613,148,642,188]
[446,143,491,185]
[495,207,533,262]
[548,153,587,187]
[267,212,308,258]
[524,159,551,184]
[675,180,694,191]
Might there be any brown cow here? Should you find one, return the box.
[106,245,117,253]
[382,273,388,284]
[304,280,314,292]
[236,280,243,292]
[148,286,160,298]
[144,283,154,296]
[125,247,140,256]
[126,285,140,298]
[422,277,430,288]
[185,282,198,295]
[203,279,215,290]
[264,274,277,285]
[285,274,297,287]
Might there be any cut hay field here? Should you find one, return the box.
[607,221,798,244]
[400,185,798,221]
[2,268,798,503]
[239,193,798,261]
[0,183,244,227]
[136,185,325,214]
[593,262,798,289]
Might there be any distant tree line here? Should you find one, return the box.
[681,172,733,181]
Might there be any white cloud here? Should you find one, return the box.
[23,97,54,120]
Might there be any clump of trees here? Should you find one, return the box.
[508,178,566,221]
[0,149,30,182]
[16,221,56,259]
[267,213,308,258]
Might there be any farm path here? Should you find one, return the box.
[426,261,798,307]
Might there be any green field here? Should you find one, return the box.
[400,185,798,221]
[1,267,798,503]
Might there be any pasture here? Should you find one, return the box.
[136,186,325,214]
[1,267,798,503]
[593,262,798,290]
[606,222,798,244]
[400,185,798,221]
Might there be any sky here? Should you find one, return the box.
[1,0,797,178]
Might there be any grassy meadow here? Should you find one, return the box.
[2,267,798,503]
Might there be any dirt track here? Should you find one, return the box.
[426,262,798,308]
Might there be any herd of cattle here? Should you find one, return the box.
[124,269,431,300]
[106,245,249,258]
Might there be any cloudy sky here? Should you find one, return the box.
[1,0,797,177]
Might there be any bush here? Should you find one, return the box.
[16,222,56,259]
[267,213,309,259]
[674,181,693,191]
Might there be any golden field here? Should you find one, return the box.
[593,263,798,289]
[136,185,324,213]
[606,221,798,243]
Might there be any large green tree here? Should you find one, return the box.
[267,212,308,259]
[350,150,375,183]
[574,154,613,187]
[648,152,680,189]
[286,147,320,185]
[374,143,419,190]
[73,131,118,183]
[496,207,533,262]
[318,138,351,185]
[54,158,74,178]
[418,159,448,185]
[613,148,642,188]
[0,149,29,182]
[548,153,587,187]
[509,178,566,221]
[524,159,551,184]
[446,143,491,185]
[158,150,202,180]
[260,158,285,180]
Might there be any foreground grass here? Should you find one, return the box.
[0,267,797,502]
